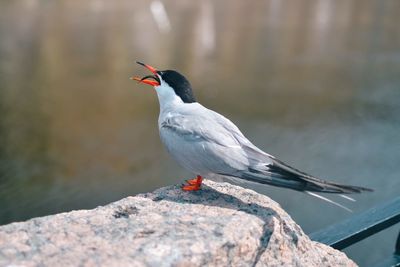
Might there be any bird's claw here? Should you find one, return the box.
[181,175,203,191]
[185,178,199,185]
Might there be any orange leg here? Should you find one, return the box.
[182,175,203,191]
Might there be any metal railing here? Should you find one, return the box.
[310,196,400,267]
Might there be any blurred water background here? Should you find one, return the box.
[0,0,399,265]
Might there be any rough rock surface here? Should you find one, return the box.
[0,180,356,267]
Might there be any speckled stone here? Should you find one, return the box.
[0,180,357,267]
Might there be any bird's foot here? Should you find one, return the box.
[186,175,203,185]
[182,175,203,191]
[182,184,201,191]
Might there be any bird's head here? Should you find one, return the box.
[131,61,196,104]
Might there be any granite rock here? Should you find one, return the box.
[0,180,356,267]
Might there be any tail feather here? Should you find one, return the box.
[227,158,373,195]
[339,194,356,202]
[305,191,353,212]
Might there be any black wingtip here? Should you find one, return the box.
[334,184,374,194]
[356,186,374,193]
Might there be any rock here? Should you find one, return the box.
[0,180,356,267]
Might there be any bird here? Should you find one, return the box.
[131,61,372,210]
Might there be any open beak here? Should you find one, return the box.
[130,61,161,87]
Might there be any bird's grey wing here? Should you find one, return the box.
[209,110,274,160]
[159,112,250,175]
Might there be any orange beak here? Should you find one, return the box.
[130,61,161,87]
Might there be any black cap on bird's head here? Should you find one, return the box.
[131,61,196,103]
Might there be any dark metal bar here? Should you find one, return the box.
[372,229,400,267]
[310,196,400,250]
